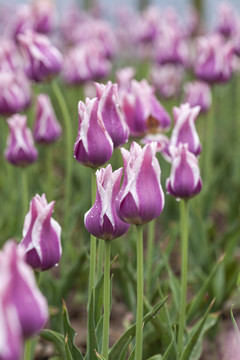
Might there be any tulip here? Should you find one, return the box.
[5,114,38,167]
[0,38,22,72]
[85,165,129,241]
[194,34,234,84]
[18,30,63,82]
[121,79,171,137]
[32,0,57,34]
[183,81,212,114]
[215,2,237,37]
[117,141,165,225]
[169,103,201,156]
[95,81,129,148]
[166,143,202,199]
[141,133,171,162]
[34,94,62,144]
[74,97,113,168]
[0,240,48,338]
[135,6,161,43]
[150,64,183,100]
[9,4,33,40]
[116,67,135,92]
[19,194,62,271]
[0,71,31,116]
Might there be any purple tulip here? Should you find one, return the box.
[215,2,237,37]
[121,79,171,137]
[5,114,38,167]
[85,165,130,240]
[32,0,57,34]
[194,34,234,83]
[8,4,33,40]
[0,71,31,116]
[135,6,161,43]
[183,81,212,114]
[0,38,22,72]
[117,141,165,225]
[0,240,48,338]
[63,41,111,85]
[18,30,63,82]
[169,103,201,156]
[95,81,129,148]
[141,133,171,162]
[74,97,113,168]
[19,194,62,271]
[150,64,184,100]
[166,143,202,199]
[34,94,62,144]
[116,67,135,92]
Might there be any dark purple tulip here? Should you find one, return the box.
[5,114,38,167]
[117,141,165,225]
[18,30,63,82]
[19,194,62,271]
[169,103,202,156]
[95,81,129,148]
[183,81,212,114]
[74,97,113,167]
[85,165,129,240]
[0,241,48,338]
[166,144,202,199]
[34,94,62,144]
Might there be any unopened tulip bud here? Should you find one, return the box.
[183,81,212,114]
[19,194,62,271]
[117,142,165,224]
[32,0,56,34]
[85,165,129,240]
[170,103,201,156]
[74,97,113,167]
[166,144,202,199]
[34,94,61,144]
[5,114,38,167]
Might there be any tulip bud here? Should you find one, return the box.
[32,0,57,34]
[166,144,202,199]
[0,240,48,338]
[5,114,38,167]
[85,165,129,240]
[19,194,62,271]
[194,34,234,83]
[183,81,212,114]
[141,133,171,162]
[121,79,171,137]
[34,94,62,144]
[95,81,129,148]
[117,142,165,224]
[116,67,135,92]
[0,38,22,72]
[0,71,31,116]
[169,103,201,156]
[74,97,113,168]
[18,30,63,82]
[215,2,237,37]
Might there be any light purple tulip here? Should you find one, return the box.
[19,194,62,271]
[0,71,31,116]
[18,30,63,82]
[62,41,111,85]
[116,67,135,92]
[117,141,165,225]
[183,81,212,114]
[141,133,171,162]
[166,143,202,199]
[8,4,33,40]
[135,6,161,43]
[85,165,130,240]
[0,38,22,72]
[121,79,171,137]
[34,94,62,144]
[0,240,48,338]
[95,81,129,148]
[169,103,201,156]
[32,0,57,34]
[215,2,237,37]
[150,64,184,100]
[194,34,234,83]
[5,114,38,167]
[74,97,114,168]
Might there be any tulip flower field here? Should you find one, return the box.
[1,1,240,359]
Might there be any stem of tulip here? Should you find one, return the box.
[21,168,29,217]
[146,220,155,297]
[102,240,111,359]
[24,339,32,360]
[135,224,144,360]
[97,239,104,281]
[177,199,189,356]
[51,80,73,226]
[46,146,53,200]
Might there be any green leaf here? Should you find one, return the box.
[162,334,175,360]
[230,305,240,342]
[86,291,98,360]
[96,316,104,350]
[95,274,104,325]
[94,351,107,360]
[147,356,163,360]
[128,346,135,360]
[180,299,215,360]
[62,300,84,360]
[109,297,167,360]
[119,337,132,360]
[40,329,65,356]
[162,254,181,313]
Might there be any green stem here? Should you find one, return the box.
[204,88,215,184]
[24,338,33,360]
[135,224,144,360]
[177,199,189,357]
[51,80,73,225]
[21,168,29,217]
[46,146,53,200]
[146,220,155,298]
[97,239,104,281]
[102,240,111,359]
